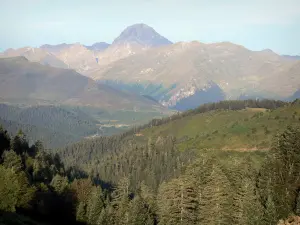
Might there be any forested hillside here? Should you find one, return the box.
[2,99,300,225]
[0,103,169,148]
[59,99,290,169]
[1,121,300,224]
[0,104,99,148]
[0,117,79,149]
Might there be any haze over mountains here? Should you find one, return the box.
[1,4,300,222]
[1,23,300,110]
[0,54,168,146]
[0,56,163,111]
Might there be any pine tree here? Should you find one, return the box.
[272,126,300,215]
[128,195,154,225]
[15,171,35,209]
[0,166,35,212]
[111,177,130,225]
[157,175,198,225]
[76,201,87,223]
[11,130,29,155]
[97,204,116,225]
[198,164,232,225]
[2,150,23,172]
[0,165,20,212]
[233,177,263,225]
[86,186,104,224]
[263,195,277,225]
[258,126,300,221]
[33,151,54,183]
[140,181,157,217]
[50,174,69,194]
[97,208,107,225]
[0,125,10,158]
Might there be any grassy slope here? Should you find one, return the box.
[140,105,300,151]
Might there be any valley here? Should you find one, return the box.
[1,13,300,225]
[1,99,300,225]
[0,55,172,147]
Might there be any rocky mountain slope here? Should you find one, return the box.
[91,41,300,109]
[2,23,299,110]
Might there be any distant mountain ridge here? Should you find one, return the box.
[0,47,68,69]
[91,41,300,109]
[40,43,72,53]
[85,42,110,51]
[282,55,300,60]
[0,56,165,111]
[2,23,300,110]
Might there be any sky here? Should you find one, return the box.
[1,0,300,55]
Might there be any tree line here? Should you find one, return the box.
[122,99,287,136]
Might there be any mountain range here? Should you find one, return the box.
[0,56,163,111]
[1,23,300,110]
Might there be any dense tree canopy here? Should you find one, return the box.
[1,99,299,225]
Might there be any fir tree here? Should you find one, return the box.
[198,164,232,225]
[86,186,104,224]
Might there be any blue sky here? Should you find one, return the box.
[1,0,300,55]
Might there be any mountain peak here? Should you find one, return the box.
[112,23,172,47]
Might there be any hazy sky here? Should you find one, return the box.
[1,0,300,55]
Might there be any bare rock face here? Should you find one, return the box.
[278,216,300,225]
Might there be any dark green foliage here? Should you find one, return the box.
[1,102,300,225]
[0,165,22,212]
[0,126,79,224]
[258,126,300,222]
[86,187,104,224]
[60,135,195,191]
[2,150,23,172]
[0,166,35,212]
[198,165,233,225]
[128,195,155,225]
[157,175,198,225]
[0,125,10,157]
[11,130,29,155]
[50,174,69,194]
[0,103,99,148]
